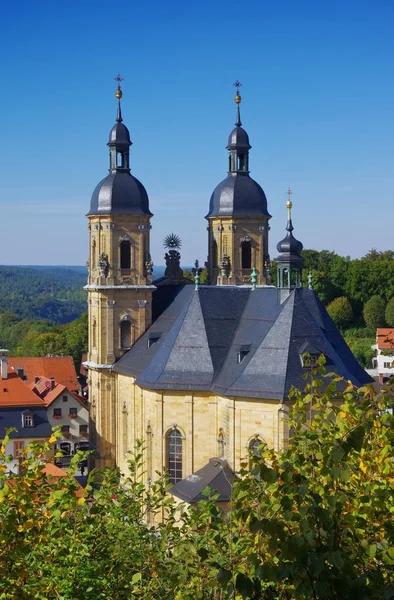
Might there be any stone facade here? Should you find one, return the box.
[86,213,154,469]
[114,372,289,482]
[207,216,270,285]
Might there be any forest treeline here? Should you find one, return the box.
[0,265,87,323]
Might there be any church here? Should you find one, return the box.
[84,80,372,494]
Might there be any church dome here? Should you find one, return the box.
[108,122,131,147]
[227,126,251,150]
[88,171,152,216]
[206,172,270,218]
[276,231,303,256]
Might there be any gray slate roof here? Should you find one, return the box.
[169,458,235,504]
[0,407,51,439]
[113,286,373,399]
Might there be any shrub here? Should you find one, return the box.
[327,296,353,329]
[363,295,386,329]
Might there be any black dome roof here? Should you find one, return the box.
[206,173,271,218]
[227,126,251,150]
[108,122,131,147]
[88,171,152,216]
[276,218,304,264]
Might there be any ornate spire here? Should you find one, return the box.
[275,189,304,288]
[233,80,242,126]
[286,187,294,232]
[114,73,123,123]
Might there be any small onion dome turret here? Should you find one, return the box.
[276,200,304,264]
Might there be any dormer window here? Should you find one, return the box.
[22,410,34,428]
[148,333,161,349]
[299,341,331,368]
[237,344,251,364]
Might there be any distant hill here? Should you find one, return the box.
[0,264,191,325]
[0,265,87,324]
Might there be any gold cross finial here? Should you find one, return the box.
[233,80,242,104]
[114,73,123,99]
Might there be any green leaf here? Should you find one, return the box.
[131,572,142,584]
[217,568,232,586]
[347,425,365,452]
[366,544,377,558]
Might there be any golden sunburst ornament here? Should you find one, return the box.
[163,233,182,249]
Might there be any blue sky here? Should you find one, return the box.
[0,0,393,266]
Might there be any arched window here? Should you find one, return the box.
[250,437,262,458]
[212,239,218,268]
[249,436,263,470]
[241,240,252,269]
[120,240,131,270]
[116,152,124,168]
[120,319,132,350]
[167,427,183,484]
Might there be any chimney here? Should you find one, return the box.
[0,350,9,380]
[50,377,55,390]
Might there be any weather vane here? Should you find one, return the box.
[287,187,292,202]
[114,73,124,84]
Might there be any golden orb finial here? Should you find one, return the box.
[286,187,293,219]
[233,79,242,104]
[114,73,123,99]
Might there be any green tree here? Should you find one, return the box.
[363,295,386,329]
[385,296,394,327]
[327,296,353,329]
[2,369,394,599]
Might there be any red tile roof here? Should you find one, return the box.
[9,357,79,391]
[30,377,87,409]
[0,371,47,407]
[377,328,394,350]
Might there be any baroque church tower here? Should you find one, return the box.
[206,82,271,285]
[86,78,154,468]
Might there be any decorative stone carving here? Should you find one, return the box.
[121,314,132,321]
[105,382,111,391]
[98,253,109,277]
[106,223,115,230]
[138,224,145,231]
[219,254,231,278]
[94,224,102,231]
[145,255,154,284]
[216,225,224,232]
[163,233,183,281]
[121,234,130,242]
[241,235,251,243]
[229,225,237,231]
[138,300,147,308]
[107,300,116,308]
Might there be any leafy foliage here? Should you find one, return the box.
[327,296,354,329]
[385,297,394,327]
[363,295,387,330]
[1,370,394,599]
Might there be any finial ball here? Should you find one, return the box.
[286,200,293,209]
[115,88,123,99]
[235,93,241,104]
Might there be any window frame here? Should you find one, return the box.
[167,427,183,485]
